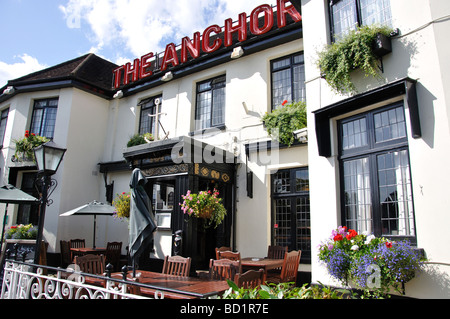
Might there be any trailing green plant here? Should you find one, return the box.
[13,130,49,161]
[126,132,154,147]
[318,226,426,298]
[262,100,307,147]
[222,281,352,299]
[317,25,394,95]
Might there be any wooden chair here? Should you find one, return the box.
[267,245,288,274]
[60,240,72,267]
[215,246,232,259]
[162,255,191,277]
[105,242,122,271]
[216,250,241,262]
[69,238,86,260]
[267,250,301,284]
[70,238,85,248]
[74,254,106,275]
[267,245,288,259]
[234,269,264,289]
[209,259,241,281]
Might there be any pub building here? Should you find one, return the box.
[1,0,450,298]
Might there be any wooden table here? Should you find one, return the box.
[71,247,106,261]
[70,247,106,255]
[241,257,284,282]
[109,271,230,299]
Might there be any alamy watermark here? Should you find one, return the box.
[366,264,381,289]
[170,126,280,171]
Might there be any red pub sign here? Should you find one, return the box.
[113,0,301,89]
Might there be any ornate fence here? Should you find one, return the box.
[1,259,150,299]
[1,253,219,299]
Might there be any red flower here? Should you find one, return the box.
[282,100,288,106]
[334,234,343,241]
[385,242,392,249]
[346,229,358,240]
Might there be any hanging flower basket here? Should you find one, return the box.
[318,226,426,298]
[12,131,49,162]
[179,189,226,228]
[113,191,131,220]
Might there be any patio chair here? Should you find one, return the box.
[267,245,288,259]
[60,240,72,267]
[69,238,86,260]
[266,250,301,284]
[216,250,241,262]
[209,258,241,281]
[234,269,264,289]
[162,255,192,277]
[70,238,86,248]
[105,241,122,271]
[215,246,231,259]
[267,245,288,274]
[74,254,106,275]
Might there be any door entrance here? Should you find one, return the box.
[147,180,175,259]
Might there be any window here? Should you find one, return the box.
[339,103,416,243]
[271,52,305,109]
[330,0,392,40]
[30,98,58,139]
[139,96,162,135]
[272,167,310,262]
[17,173,40,226]
[0,108,9,147]
[195,75,226,131]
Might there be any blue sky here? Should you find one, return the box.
[0,0,277,87]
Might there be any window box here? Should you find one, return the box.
[373,33,392,57]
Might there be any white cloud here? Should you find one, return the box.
[59,0,277,63]
[0,54,48,88]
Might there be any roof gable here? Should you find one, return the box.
[6,53,118,93]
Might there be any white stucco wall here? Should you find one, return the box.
[302,0,450,298]
[105,38,306,261]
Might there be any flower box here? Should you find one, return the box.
[372,33,392,57]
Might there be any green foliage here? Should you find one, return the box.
[113,192,130,220]
[5,224,38,240]
[262,101,307,147]
[13,130,49,161]
[317,25,393,94]
[318,226,426,298]
[221,281,353,299]
[126,132,154,147]
[179,189,227,229]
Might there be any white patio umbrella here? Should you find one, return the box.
[0,184,40,248]
[60,200,115,248]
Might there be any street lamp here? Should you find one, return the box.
[33,141,66,264]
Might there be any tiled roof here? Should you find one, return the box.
[8,53,118,92]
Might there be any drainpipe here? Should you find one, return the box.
[232,157,237,251]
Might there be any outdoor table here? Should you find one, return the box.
[70,247,106,260]
[241,257,284,282]
[70,247,106,255]
[111,270,230,299]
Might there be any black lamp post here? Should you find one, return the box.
[33,141,66,265]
